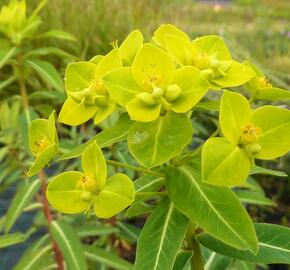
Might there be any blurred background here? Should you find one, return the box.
[0,0,289,269]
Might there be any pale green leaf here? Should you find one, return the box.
[220,90,251,144]
[35,29,76,41]
[94,173,135,218]
[235,190,276,206]
[250,165,287,177]
[128,111,193,168]
[202,137,250,186]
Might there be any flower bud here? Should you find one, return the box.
[93,95,108,107]
[152,87,164,99]
[244,143,262,155]
[137,92,158,105]
[201,69,214,80]
[194,53,210,70]
[81,191,92,201]
[165,84,181,101]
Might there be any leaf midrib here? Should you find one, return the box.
[181,167,252,250]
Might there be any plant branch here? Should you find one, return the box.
[39,170,65,270]
[106,159,164,178]
[186,225,204,270]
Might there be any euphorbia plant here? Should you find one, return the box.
[26,24,290,269]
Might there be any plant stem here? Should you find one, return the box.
[39,170,65,270]
[106,159,164,178]
[186,225,204,270]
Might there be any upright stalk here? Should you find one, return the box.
[186,225,204,270]
[16,52,64,270]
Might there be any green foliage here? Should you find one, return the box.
[0,1,290,269]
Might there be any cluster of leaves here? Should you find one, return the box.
[1,1,290,269]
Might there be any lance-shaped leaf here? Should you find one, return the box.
[202,137,251,186]
[46,171,91,214]
[172,251,192,270]
[82,141,106,189]
[27,112,58,177]
[119,30,143,65]
[250,165,287,177]
[132,43,175,90]
[94,173,135,218]
[251,106,290,160]
[134,198,189,270]
[5,179,40,233]
[198,223,290,264]
[84,245,134,270]
[128,111,193,168]
[153,24,189,49]
[220,90,251,145]
[51,221,87,270]
[165,166,258,253]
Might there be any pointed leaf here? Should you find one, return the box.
[165,166,258,253]
[220,90,251,144]
[5,179,40,233]
[82,142,106,189]
[198,223,290,264]
[134,198,189,270]
[51,221,87,270]
[250,165,287,177]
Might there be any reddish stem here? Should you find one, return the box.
[39,170,65,270]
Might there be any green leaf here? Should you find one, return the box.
[0,45,18,69]
[76,225,119,238]
[26,59,64,92]
[51,221,87,270]
[132,43,174,90]
[103,67,144,107]
[165,166,258,253]
[126,97,161,122]
[82,142,106,189]
[5,179,40,233]
[193,35,232,60]
[27,144,58,177]
[25,47,75,59]
[126,202,154,218]
[220,90,251,144]
[46,171,91,214]
[84,245,133,270]
[251,106,290,159]
[94,173,135,218]
[95,48,122,78]
[198,223,290,264]
[250,165,287,177]
[254,87,290,101]
[65,61,97,92]
[35,29,76,41]
[235,190,276,206]
[134,175,164,193]
[58,97,97,126]
[170,66,209,113]
[0,232,30,249]
[128,111,193,168]
[213,61,254,87]
[61,113,132,159]
[119,30,143,64]
[134,198,189,270]
[203,248,233,270]
[202,137,250,186]
[195,100,220,111]
[172,251,192,270]
[153,24,189,49]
